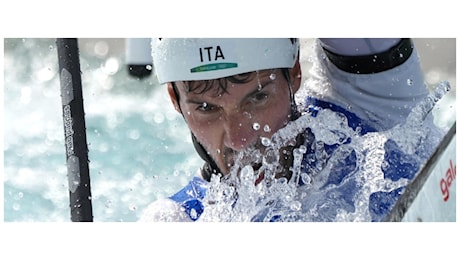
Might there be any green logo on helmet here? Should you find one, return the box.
[191,63,238,73]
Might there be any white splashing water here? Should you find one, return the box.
[198,81,450,222]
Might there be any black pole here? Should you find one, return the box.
[384,121,456,222]
[56,38,93,222]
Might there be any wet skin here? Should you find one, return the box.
[167,61,302,179]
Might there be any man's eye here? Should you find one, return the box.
[251,92,269,102]
[196,102,217,112]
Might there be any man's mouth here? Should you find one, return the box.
[222,149,235,169]
[253,163,264,185]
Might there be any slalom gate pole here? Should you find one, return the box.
[56,38,93,222]
[384,121,456,222]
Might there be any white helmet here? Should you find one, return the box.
[151,38,299,84]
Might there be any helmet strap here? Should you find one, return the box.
[282,68,300,121]
[171,82,224,180]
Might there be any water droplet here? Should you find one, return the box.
[190,208,198,219]
[290,201,302,211]
[301,173,311,184]
[407,79,413,86]
[154,112,165,124]
[261,137,271,147]
[243,112,253,119]
[105,200,112,208]
[269,73,277,80]
[256,71,263,90]
[263,148,278,164]
[298,145,307,154]
[240,165,254,183]
[252,123,260,131]
[263,124,271,133]
[13,203,21,211]
[128,129,140,140]
[102,57,120,75]
[433,81,451,99]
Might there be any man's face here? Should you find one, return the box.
[168,65,301,176]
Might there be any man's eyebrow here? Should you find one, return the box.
[183,95,219,107]
[243,79,272,100]
[184,98,208,105]
[183,77,273,105]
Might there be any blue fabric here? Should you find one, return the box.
[169,176,207,221]
[169,97,422,222]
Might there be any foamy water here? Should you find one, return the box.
[197,81,451,222]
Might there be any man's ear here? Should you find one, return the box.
[290,59,302,92]
[167,83,181,113]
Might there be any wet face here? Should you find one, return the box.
[168,64,301,176]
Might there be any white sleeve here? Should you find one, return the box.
[305,39,429,131]
[138,198,192,222]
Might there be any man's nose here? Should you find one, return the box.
[222,111,256,151]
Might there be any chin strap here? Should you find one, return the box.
[282,68,300,121]
[171,82,224,181]
[191,133,222,181]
